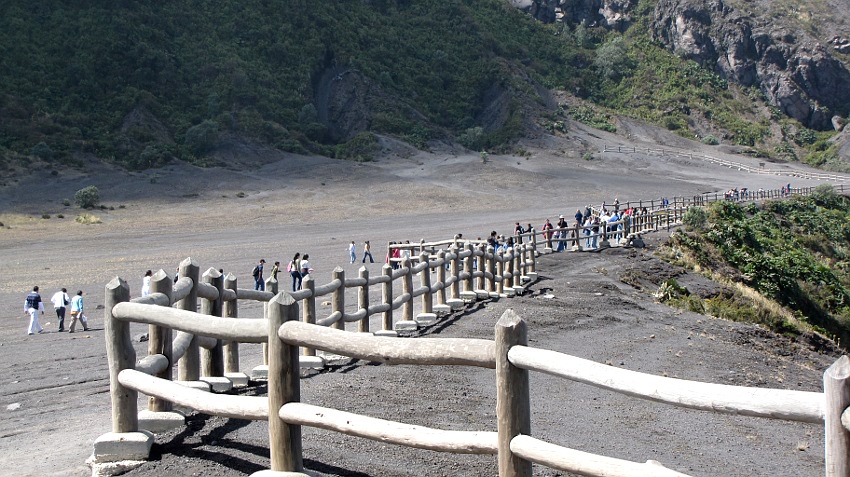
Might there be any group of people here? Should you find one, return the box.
[348,241,375,264]
[385,240,412,269]
[23,286,88,335]
[250,255,315,293]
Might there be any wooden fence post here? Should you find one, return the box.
[495,310,532,477]
[223,273,240,374]
[177,258,200,382]
[267,293,303,472]
[825,356,850,477]
[436,250,448,307]
[381,264,394,332]
[105,277,137,433]
[487,246,496,294]
[464,243,474,293]
[497,249,505,295]
[148,270,172,412]
[419,252,434,317]
[201,268,224,378]
[450,245,460,301]
[332,267,345,331]
[402,257,414,323]
[358,266,370,333]
[302,276,316,356]
[513,248,522,289]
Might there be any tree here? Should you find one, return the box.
[593,37,632,81]
[74,185,100,209]
[183,120,219,155]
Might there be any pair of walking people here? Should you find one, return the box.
[287,253,313,292]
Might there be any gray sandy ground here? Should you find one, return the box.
[0,128,843,476]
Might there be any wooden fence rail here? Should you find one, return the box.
[95,184,850,476]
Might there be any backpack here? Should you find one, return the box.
[287,261,294,273]
[252,265,260,278]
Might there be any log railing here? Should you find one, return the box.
[103,294,850,476]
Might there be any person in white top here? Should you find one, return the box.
[24,286,45,335]
[349,241,356,264]
[51,288,71,332]
[142,270,152,297]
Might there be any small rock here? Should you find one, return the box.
[543,294,555,299]
[135,333,149,343]
[7,403,21,411]
[322,301,331,306]
[96,304,104,310]
[594,292,604,296]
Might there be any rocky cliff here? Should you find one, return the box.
[652,0,850,131]
[513,0,850,132]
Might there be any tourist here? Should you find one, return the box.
[362,240,374,263]
[24,286,45,335]
[270,261,280,281]
[583,215,593,249]
[542,219,553,241]
[287,253,302,291]
[252,259,265,291]
[556,215,568,252]
[349,241,357,264]
[401,240,411,263]
[51,287,71,332]
[69,290,89,333]
[591,216,600,249]
[300,254,313,277]
[142,270,152,297]
[574,209,583,223]
[514,222,524,243]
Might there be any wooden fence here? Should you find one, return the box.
[95,184,850,475]
[603,144,850,183]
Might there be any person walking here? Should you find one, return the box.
[300,254,313,277]
[362,240,374,263]
[51,287,71,332]
[270,261,280,282]
[349,241,357,264]
[69,290,89,333]
[142,270,152,297]
[24,286,45,335]
[287,253,302,291]
[252,259,266,291]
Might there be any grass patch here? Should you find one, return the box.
[75,213,102,225]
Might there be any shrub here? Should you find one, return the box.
[458,127,486,150]
[701,134,719,145]
[235,191,246,198]
[62,198,70,206]
[57,214,64,219]
[74,185,100,209]
[682,207,708,230]
[31,142,54,160]
[183,120,219,155]
[41,214,50,219]
[335,132,378,162]
[75,213,101,224]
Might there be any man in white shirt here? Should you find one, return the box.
[51,288,71,332]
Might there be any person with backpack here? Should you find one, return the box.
[252,259,266,291]
[287,253,302,291]
[69,290,89,333]
[50,287,71,332]
[24,286,45,335]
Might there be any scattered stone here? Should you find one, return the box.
[543,294,555,299]
[135,333,149,343]
[322,301,331,306]
[6,403,21,411]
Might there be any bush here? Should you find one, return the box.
[183,120,219,155]
[682,207,708,230]
[31,142,54,160]
[335,132,378,162]
[700,134,719,145]
[458,127,486,150]
[41,214,50,219]
[74,185,100,209]
[75,213,101,224]
[62,198,70,206]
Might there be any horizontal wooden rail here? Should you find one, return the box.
[118,369,268,420]
[278,321,496,368]
[314,278,342,296]
[172,330,194,362]
[510,435,691,477]
[197,282,218,300]
[136,354,169,376]
[508,346,823,423]
[235,288,274,302]
[130,292,169,307]
[172,276,193,302]
[112,302,267,343]
[343,309,368,322]
[279,403,498,454]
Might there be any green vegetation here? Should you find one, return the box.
[666,187,850,346]
[0,1,841,170]
[74,185,100,209]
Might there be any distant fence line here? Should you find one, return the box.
[603,144,850,182]
[92,184,850,476]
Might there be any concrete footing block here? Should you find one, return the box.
[373,329,398,337]
[200,376,233,393]
[459,291,477,302]
[299,355,325,369]
[599,240,611,249]
[251,365,269,382]
[572,245,583,252]
[504,287,516,297]
[225,372,250,388]
[489,291,501,299]
[525,272,538,281]
[512,285,525,296]
[394,320,418,331]
[138,410,185,434]
[474,289,490,300]
[416,313,438,325]
[543,247,553,254]
[432,304,451,315]
[91,431,154,463]
[87,458,147,477]
[446,299,464,311]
